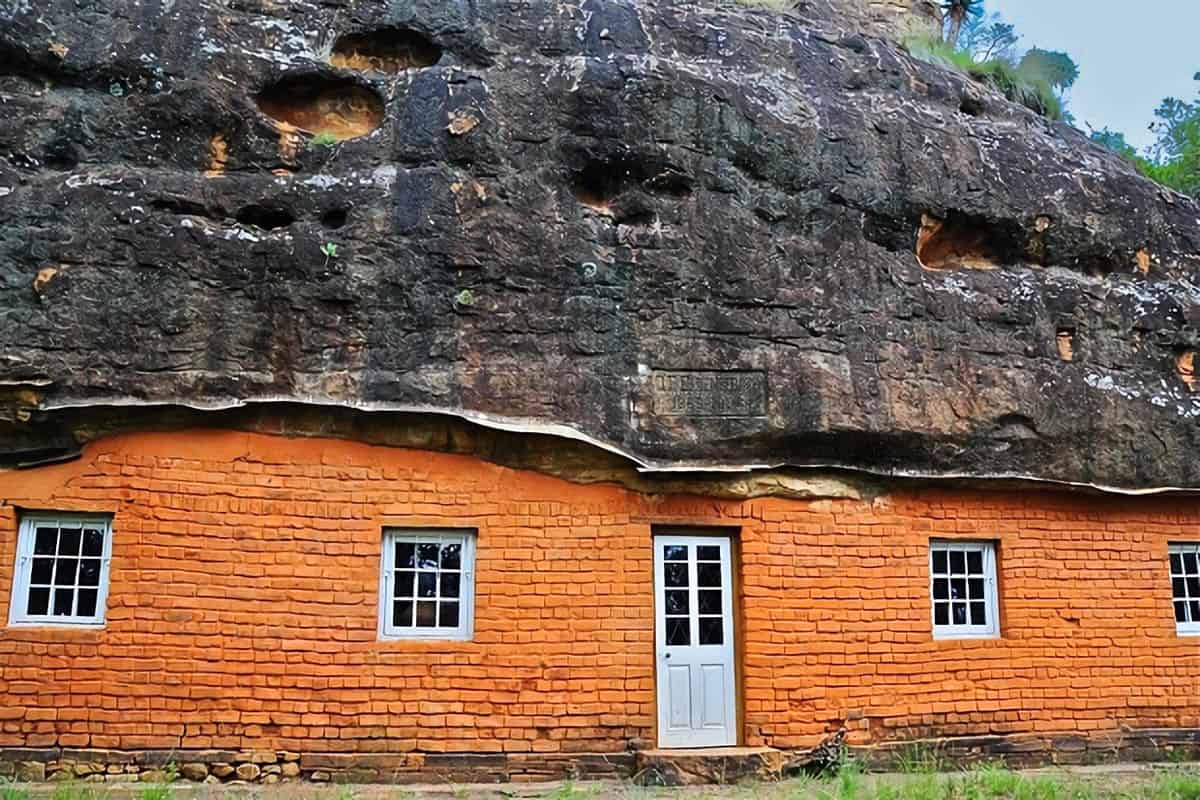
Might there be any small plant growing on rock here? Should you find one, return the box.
[310,131,338,148]
[320,241,339,266]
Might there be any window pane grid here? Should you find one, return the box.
[930,541,997,639]
[382,530,473,640]
[12,517,110,626]
[1170,544,1200,631]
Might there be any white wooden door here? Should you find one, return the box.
[653,534,737,748]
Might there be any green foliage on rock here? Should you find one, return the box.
[1092,79,1200,198]
[906,37,1065,121]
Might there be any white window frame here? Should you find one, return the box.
[9,513,114,628]
[929,539,999,640]
[1169,543,1200,637]
[378,528,476,641]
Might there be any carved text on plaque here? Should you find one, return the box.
[651,370,768,418]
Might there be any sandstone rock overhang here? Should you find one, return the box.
[2,0,1200,492]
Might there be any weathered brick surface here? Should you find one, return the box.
[0,430,1197,757]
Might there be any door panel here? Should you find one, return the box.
[654,534,737,748]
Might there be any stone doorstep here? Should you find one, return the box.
[634,746,787,786]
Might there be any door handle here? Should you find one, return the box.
[664,652,671,659]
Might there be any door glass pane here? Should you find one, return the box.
[663,545,687,561]
[698,590,722,615]
[697,564,721,587]
[665,563,688,587]
[696,546,720,561]
[666,618,690,646]
[699,617,723,645]
[665,590,688,614]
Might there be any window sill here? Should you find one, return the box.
[1176,626,1200,637]
[932,630,1000,641]
[6,620,106,630]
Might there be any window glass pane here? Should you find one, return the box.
[1191,600,1200,623]
[54,558,79,586]
[697,563,721,587]
[76,589,98,618]
[53,588,74,616]
[34,527,57,555]
[967,550,983,574]
[440,572,461,599]
[393,600,414,628]
[393,571,415,598]
[1171,553,1183,574]
[440,543,461,570]
[952,603,967,625]
[950,578,966,600]
[1184,552,1198,573]
[417,543,439,569]
[949,551,965,574]
[58,528,82,556]
[932,578,948,600]
[82,528,104,557]
[665,590,689,615]
[1173,578,1187,599]
[665,563,688,587]
[440,602,459,628]
[26,587,50,616]
[79,559,102,587]
[416,601,437,627]
[663,545,687,561]
[395,542,415,569]
[417,572,437,598]
[1176,600,1189,623]
[968,578,985,599]
[932,551,947,574]
[666,618,690,646]
[970,602,987,626]
[934,603,949,626]
[699,617,723,645]
[698,590,722,615]
[1188,577,1200,598]
[696,546,720,561]
[31,558,53,585]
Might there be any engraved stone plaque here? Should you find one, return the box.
[650,370,768,419]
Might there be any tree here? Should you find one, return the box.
[941,0,984,49]
[1017,48,1080,93]
[1089,127,1140,160]
[961,13,1018,63]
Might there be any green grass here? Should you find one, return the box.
[310,131,339,148]
[905,38,1063,121]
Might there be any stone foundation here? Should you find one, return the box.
[1,732,1198,786]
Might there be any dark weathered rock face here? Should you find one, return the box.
[3,0,1200,491]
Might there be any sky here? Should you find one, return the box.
[988,0,1198,152]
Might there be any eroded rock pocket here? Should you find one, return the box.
[257,75,384,141]
[330,29,442,74]
[916,211,1024,270]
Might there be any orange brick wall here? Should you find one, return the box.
[0,429,1196,754]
